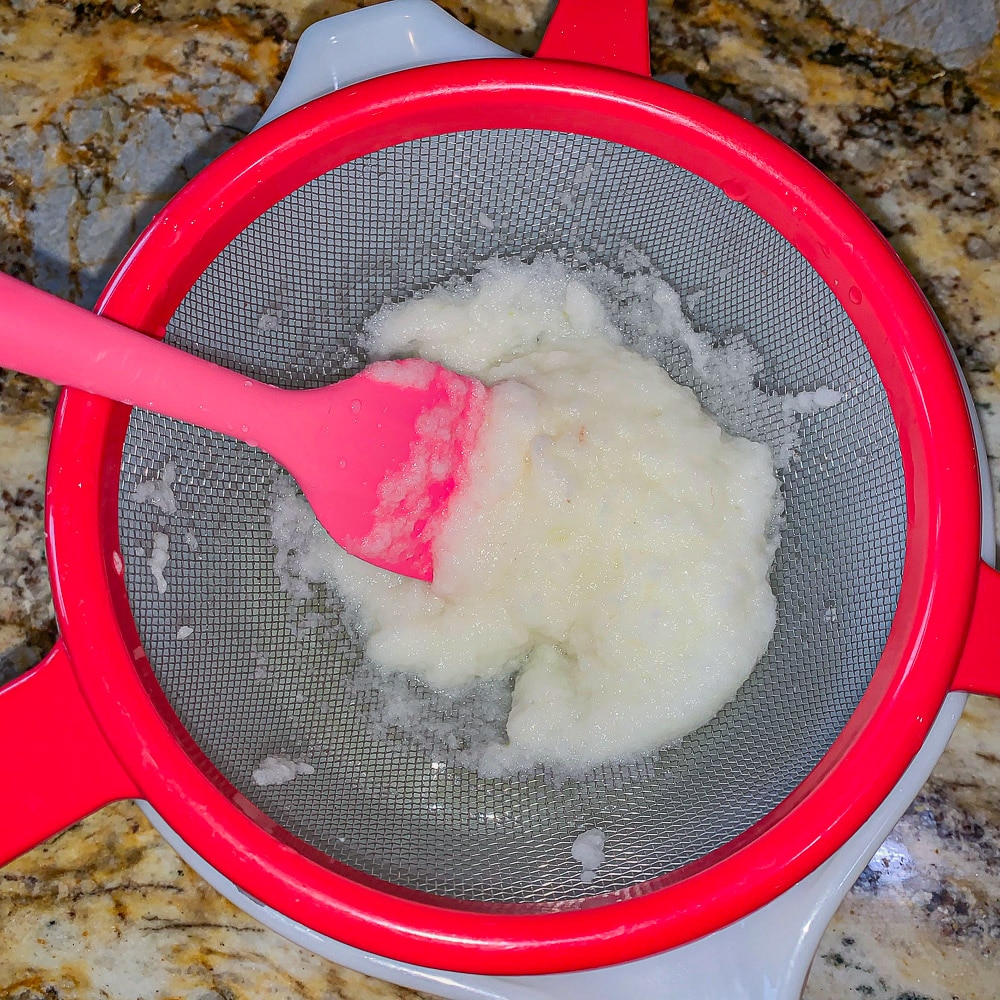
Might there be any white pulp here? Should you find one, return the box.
[274,258,782,775]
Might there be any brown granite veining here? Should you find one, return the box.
[1,0,290,301]
[0,370,56,681]
[0,802,435,999]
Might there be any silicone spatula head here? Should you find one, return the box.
[285,358,488,580]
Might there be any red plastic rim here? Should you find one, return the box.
[46,58,982,975]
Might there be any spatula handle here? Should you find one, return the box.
[0,271,284,447]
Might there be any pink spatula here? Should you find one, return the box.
[0,272,487,581]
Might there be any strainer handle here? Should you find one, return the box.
[536,0,651,76]
[0,641,139,866]
[951,561,1000,697]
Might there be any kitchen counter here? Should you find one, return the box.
[2,0,999,997]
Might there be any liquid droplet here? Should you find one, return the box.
[722,180,747,202]
[338,458,347,469]
[349,399,362,415]
[848,286,863,305]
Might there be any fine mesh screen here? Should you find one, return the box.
[117,131,906,906]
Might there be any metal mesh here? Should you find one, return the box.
[117,131,906,906]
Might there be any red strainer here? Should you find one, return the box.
[1,0,997,988]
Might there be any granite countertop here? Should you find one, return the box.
[2,0,1000,997]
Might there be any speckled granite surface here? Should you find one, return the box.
[1,0,999,997]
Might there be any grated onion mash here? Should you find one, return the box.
[272,257,786,775]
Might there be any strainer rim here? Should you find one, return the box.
[45,58,982,974]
